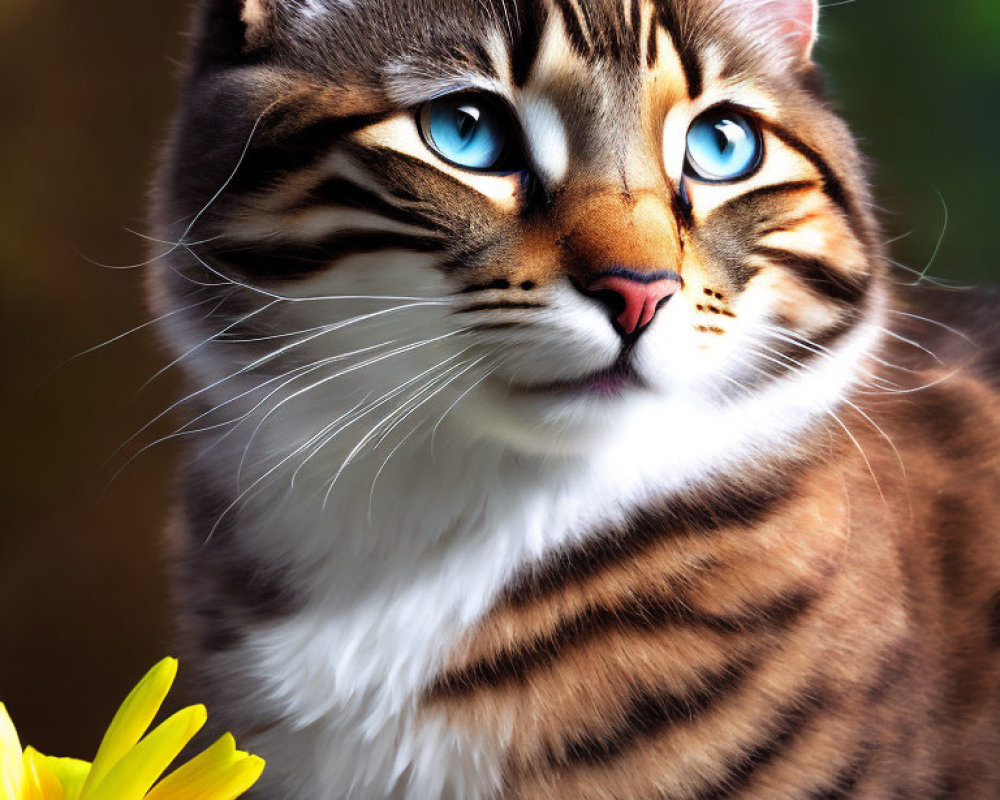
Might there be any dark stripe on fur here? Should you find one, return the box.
[726,180,821,209]
[629,0,643,58]
[461,278,513,292]
[552,0,592,59]
[206,231,444,280]
[700,180,821,285]
[234,111,391,195]
[547,655,757,769]
[646,15,659,68]
[295,177,446,232]
[681,689,828,800]
[348,145,497,230]
[505,470,804,603]
[865,641,914,702]
[651,2,703,98]
[765,122,858,229]
[805,746,874,800]
[671,189,695,231]
[754,246,869,305]
[469,322,525,332]
[509,0,549,86]
[989,591,1000,647]
[447,40,496,79]
[932,771,964,800]
[428,588,814,698]
[457,301,546,313]
[575,0,600,47]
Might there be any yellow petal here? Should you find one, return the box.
[1,703,25,800]
[146,735,265,800]
[41,758,90,800]
[23,748,64,800]
[201,755,265,800]
[144,734,236,799]
[81,658,177,797]
[84,705,206,800]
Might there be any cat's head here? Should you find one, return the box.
[153,0,885,470]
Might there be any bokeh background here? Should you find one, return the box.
[1,0,998,759]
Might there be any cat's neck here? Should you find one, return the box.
[185,292,888,799]
[207,330,871,702]
[225,299,881,573]
[200,373,876,800]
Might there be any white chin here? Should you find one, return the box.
[455,380,652,457]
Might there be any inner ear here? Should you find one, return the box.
[727,0,819,61]
[770,0,819,60]
[241,0,274,47]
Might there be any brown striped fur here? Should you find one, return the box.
[426,364,1000,797]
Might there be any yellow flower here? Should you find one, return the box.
[1,658,264,800]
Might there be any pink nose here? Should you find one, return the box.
[587,272,682,335]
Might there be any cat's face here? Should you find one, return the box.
[155,0,884,462]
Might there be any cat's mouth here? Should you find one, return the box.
[511,355,644,398]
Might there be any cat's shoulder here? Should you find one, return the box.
[894,282,1000,390]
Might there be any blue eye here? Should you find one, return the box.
[419,93,513,172]
[684,110,762,182]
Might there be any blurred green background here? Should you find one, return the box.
[0,0,998,760]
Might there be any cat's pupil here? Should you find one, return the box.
[712,119,744,156]
[455,106,480,144]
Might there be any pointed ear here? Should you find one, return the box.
[771,0,819,59]
[241,0,276,48]
[189,0,279,70]
[728,0,819,61]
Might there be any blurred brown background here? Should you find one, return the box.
[1,0,998,760]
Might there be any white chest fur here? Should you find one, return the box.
[194,326,874,800]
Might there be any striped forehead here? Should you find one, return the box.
[511,0,694,172]
[360,0,735,204]
[429,0,702,189]
[510,0,694,92]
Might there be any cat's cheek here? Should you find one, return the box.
[356,116,521,212]
[485,293,622,388]
[754,266,843,337]
[636,285,763,398]
[628,303,702,390]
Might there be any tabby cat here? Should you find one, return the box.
[151,0,1000,797]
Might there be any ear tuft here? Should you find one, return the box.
[241,0,275,48]
[727,0,819,61]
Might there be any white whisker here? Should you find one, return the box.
[139,299,282,392]
[323,354,476,509]
[211,345,471,539]
[118,339,407,476]
[368,356,490,520]
[429,361,504,458]
[758,322,907,383]
[206,392,373,543]
[887,310,975,344]
[41,293,216,385]
[825,408,886,504]
[371,354,491,454]
[876,326,943,365]
[110,301,442,467]
[237,329,471,487]
[842,398,907,485]
[286,348,472,489]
